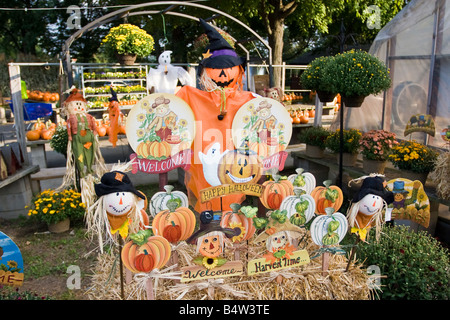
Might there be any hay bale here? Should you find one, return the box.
[86,233,372,300]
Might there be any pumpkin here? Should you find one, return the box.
[287,168,316,194]
[149,140,171,158]
[220,203,257,243]
[260,174,294,209]
[40,127,54,140]
[205,65,242,89]
[310,180,343,215]
[149,185,188,217]
[32,119,45,131]
[249,141,269,158]
[310,207,348,246]
[121,230,171,273]
[152,199,196,243]
[26,129,41,141]
[279,188,316,227]
[217,149,262,185]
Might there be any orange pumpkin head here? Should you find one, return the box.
[217,149,262,185]
[204,65,242,89]
[220,203,257,243]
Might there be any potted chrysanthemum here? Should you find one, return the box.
[101,24,155,65]
[300,55,337,103]
[325,128,362,166]
[359,129,398,174]
[323,49,391,107]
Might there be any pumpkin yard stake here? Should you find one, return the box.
[310,207,348,276]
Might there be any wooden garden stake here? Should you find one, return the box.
[322,250,330,276]
[118,236,125,300]
[345,236,361,272]
[146,277,155,300]
[208,280,215,300]
[125,269,132,284]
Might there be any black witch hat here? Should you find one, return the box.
[198,18,246,74]
[108,86,118,102]
[353,176,394,204]
[94,171,146,200]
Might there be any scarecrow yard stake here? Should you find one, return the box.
[107,86,124,148]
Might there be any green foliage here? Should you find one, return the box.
[356,225,450,300]
[297,126,331,148]
[388,139,439,173]
[0,286,52,300]
[324,128,362,154]
[101,24,155,58]
[49,125,68,157]
[300,55,336,92]
[324,49,391,97]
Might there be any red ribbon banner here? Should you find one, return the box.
[130,149,192,174]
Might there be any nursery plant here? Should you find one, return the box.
[359,129,398,161]
[355,225,449,300]
[297,126,331,149]
[388,139,439,173]
[101,24,155,58]
[300,55,336,93]
[325,128,362,154]
[49,125,68,157]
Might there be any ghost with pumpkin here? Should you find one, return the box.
[176,19,258,213]
[86,169,150,252]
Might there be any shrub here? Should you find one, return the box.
[325,128,362,154]
[359,129,398,161]
[300,56,336,92]
[388,139,439,173]
[297,126,331,149]
[355,225,450,300]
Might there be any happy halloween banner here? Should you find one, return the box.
[200,183,265,203]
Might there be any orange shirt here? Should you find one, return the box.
[176,85,256,213]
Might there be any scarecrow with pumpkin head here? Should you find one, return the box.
[176,19,258,213]
[107,87,124,148]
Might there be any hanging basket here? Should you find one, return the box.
[117,53,137,66]
[341,95,366,108]
[316,91,337,103]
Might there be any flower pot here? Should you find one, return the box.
[117,54,137,66]
[316,91,337,103]
[341,95,366,108]
[401,170,429,186]
[337,152,358,167]
[362,158,387,174]
[48,218,70,233]
[306,144,324,158]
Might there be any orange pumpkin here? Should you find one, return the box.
[32,119,45,131]
[26,129,41,141]
[152,199,196,243]
[220,203,257,243]
[310,180,343,215]
[121,230,171,273]
[205,65,242,89]
[138,140,172,159]
[260,174,294,209]
[249,141,269,158]
[217,149,262,185]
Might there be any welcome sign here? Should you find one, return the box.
[181,261,244,282]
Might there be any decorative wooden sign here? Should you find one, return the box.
[404,113,435,137]
[287,168,316,194]
[126,93,195,174]
[0,231,24,287]
[200,183,264,203]
[247,250,310,276]
[232,97,292,171]
[181,261,244,283]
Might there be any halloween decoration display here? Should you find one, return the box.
[260,174,294,210]
[126,93,195,175]
[220,203,257,243]
[232,97,292,170]
[287,168,316,194]
[147,50,193,94]
[176,18,257,213]
[249,210,310,276]
[181,211,243,282]
[149,185,189,217]
[107,87,125,147]
[386,178,431,228]
[404,113,435,137]
[86,167,150,250]
[311,180,344,215]
[152,199,196,244]
[0,231,24,287]
[279,188,316,227]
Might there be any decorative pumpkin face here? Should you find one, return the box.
[198,232,223,258]
[359,194,384,216]
[205,66,241,88]
[218,150,261,185]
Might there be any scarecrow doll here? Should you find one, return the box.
[251,100,277,143]
[347,175,394,241]
[186,210,241,270]
[87,169,149,251]
[107,87,124,148]
[176,18,258,213]
[147,95,177,141]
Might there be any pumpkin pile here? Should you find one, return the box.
[26,119,59,141]
[282,92,302,103]
[95,118,126,137]
[289,108,314,124]
[27,90,60,103]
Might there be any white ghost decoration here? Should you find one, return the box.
[198,142,227,187]
[147,50,193,94]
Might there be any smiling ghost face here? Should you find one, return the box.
[359,194,384,216]
[198,232,223,258]
[104,192,135,216]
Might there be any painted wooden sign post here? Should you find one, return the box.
[126,93,195,191]
[0,231,24,287]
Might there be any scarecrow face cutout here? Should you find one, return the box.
[67,100,87,115]
[270,231,289,251]
[198,232,223,258]
[104,192,135,216]
[359,194,384,216]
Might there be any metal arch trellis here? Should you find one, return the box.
[62,1,273,88]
